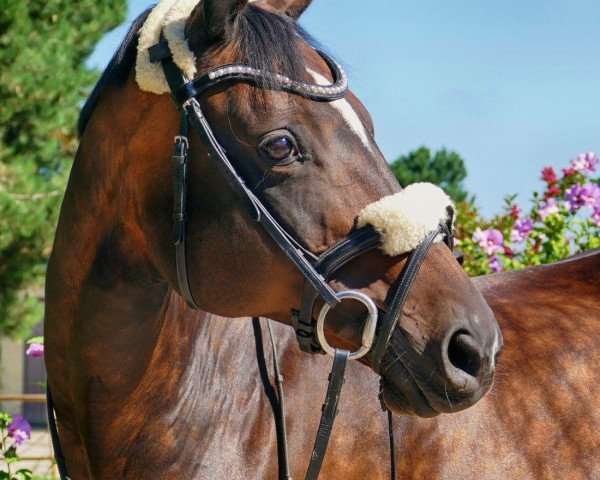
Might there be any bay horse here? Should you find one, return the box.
[96,248,593,480]
[45,0,502,478]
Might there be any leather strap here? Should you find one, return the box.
[155,39,341,309]
[149,40,348,105]
[253,318,292,480]
[314,225,382,278]
[292,284,322,353]
[387,410,396,479]
[370,225,443,374]
[172,115,201,309]
[47,385,70,480]
[305,349,349,480]
[265,319,292,480]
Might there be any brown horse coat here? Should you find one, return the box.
[174,249,599,480]
[48,250,596,479]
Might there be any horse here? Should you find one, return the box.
[80,248,596,480]
[76,247,593,480]
[44,0,502,478]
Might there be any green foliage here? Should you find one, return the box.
[0,0,126,337]
[389,146,469,202]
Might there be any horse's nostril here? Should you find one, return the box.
[447,331,482,378]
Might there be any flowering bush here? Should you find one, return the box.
[1,337,45,479]
[1,412,33,479]
[456,152,600,275]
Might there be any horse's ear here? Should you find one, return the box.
[190,0,249,42]
[257,0,313,20]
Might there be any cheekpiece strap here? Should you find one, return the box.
[172,113,201,309]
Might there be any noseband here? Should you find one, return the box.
[47,37,459,480]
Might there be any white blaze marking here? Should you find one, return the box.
[306,68,374,153]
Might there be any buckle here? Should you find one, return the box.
[174,135,188,148]
[182,96,201,110]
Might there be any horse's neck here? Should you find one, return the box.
[92,301,284,477]
[46,149,390,478]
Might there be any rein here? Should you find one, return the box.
[47,35,459,480]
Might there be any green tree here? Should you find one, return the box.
[0,1,126,337]
[389,146,469,203]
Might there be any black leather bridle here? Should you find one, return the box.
[47,37,459,480]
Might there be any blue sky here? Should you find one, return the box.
[88,0,599,215]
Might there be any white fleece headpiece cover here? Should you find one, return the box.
[136,0,200,94]
[357,183,454,256]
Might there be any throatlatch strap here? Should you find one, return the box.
[305,349,349,480]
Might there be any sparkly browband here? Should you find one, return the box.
[149,41,348,104]
[204,52,348,98]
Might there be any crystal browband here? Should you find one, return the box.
[148,39,349,103]
[205,56,349,98]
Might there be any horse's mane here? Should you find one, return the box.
[78,3,324,137]
[78,8,154,137]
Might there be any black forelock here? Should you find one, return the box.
[227,4,322,83]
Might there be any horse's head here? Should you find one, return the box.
[141,0,502,417]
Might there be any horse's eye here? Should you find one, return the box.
[259,135,298,164]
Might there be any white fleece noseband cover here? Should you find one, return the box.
[358,183,454,256]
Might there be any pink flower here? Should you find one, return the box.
[592,208,600,227]
[26,343,44,358]
[489,255,503,273]
[7,414,31,446]
[509,204,521,219]
[562,167,577,176]
[510,218,534,242]
[565,183,600,212]
[541,166,558,184]
[544,185,560,200]
[539,198,559,220]
[473,228,504,255]
[570,152,599,174]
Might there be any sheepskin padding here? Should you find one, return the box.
[358,183,453,256]
[136,0,200,94]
